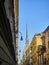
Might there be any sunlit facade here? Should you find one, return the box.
[30,34,42,65]
[41,26,49,65]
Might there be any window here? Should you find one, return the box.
[31,56,32,59]
[43,58,46,65]
[48,32,49,37]
[30,47,32,50]
[48,41,49,48]
[48,58,49,60]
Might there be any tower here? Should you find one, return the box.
[23,24,29,53]
[26,24,29,44]
[23,24,29,64]
[24,24,29,52]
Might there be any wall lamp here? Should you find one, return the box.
[15,30,23,41]
[19,31,23,41]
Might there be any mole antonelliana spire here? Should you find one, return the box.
[26,24,29,44]
[23,24,29,54]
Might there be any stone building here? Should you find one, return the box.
[29,43,33,65]
[30,26,49,65]
[41,26,49,65]
[37,26,49,65]
[0,0,18,65]
[30,33,42,65]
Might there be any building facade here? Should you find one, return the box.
[14,0,18,64]
[41,26,49,65]
[29,43,33,65]
[0,0,18,65]
[30,26,49,65]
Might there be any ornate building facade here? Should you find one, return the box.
[30,26,49,65]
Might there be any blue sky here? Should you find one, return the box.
[18,0,49,63]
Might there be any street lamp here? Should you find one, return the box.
[19,31,23,41]
[15,30,23,41]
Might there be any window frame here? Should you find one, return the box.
[48,41,49,48]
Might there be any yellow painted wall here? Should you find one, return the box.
[45,30,49,65]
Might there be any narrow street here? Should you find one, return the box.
[0,0,49,65]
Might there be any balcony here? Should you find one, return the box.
[37,45,46,55]
[41,45,46,53]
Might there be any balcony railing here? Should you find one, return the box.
[37,45,46,55]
